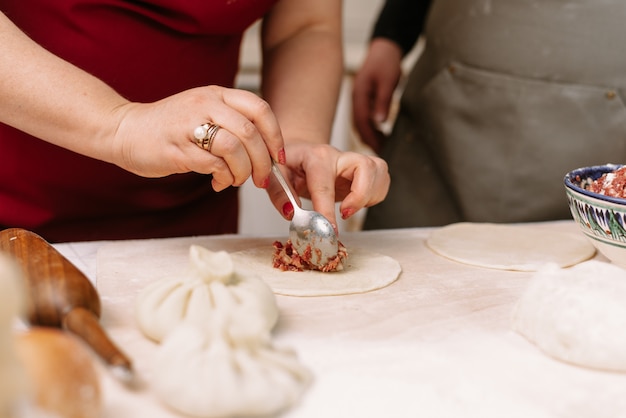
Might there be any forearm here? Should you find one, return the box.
[260,0,343,145]
[0,12,128,163]
[372,0,432,55]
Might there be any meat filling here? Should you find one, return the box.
[579,166,626,198]
[272,240,348,272]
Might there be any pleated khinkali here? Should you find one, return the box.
[152,313,311,418]
[135,245,278,343]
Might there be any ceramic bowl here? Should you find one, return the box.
[564,163,626,268]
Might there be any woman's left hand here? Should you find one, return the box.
[267,142,390,231]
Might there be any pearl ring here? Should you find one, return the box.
[193,123,220,152]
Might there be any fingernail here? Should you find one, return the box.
[341,208,354,219]
[261,176,270,189]
[282,202,294,218]
[278,148,286,165]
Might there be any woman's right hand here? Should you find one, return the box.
[112,85,285,191]
[351,38,404,155]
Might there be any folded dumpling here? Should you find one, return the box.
[152,314,311,418]
[135,245,278,342]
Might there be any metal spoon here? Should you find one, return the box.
[271,163,339,268]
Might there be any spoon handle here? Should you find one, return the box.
[272,163,300,210]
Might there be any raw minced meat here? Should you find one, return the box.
[579,166,626,198]
[272,240,348,273]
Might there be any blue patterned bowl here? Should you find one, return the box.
[564,163,626,268]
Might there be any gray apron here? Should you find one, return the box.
[365,0,626,229]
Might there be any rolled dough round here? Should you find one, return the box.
[426,222,595,271]
[232,247,401,297]
[512,260,626,372]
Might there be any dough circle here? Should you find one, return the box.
[426,222,595,271]
[512,260,626,372]
[231,247,402,297]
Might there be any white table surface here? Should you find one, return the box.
[53,221,626,418]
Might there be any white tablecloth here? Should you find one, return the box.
[54,221,626,418]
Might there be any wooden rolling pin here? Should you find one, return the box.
[0,228,133,383]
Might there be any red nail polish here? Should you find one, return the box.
[261,176,270,189]
[278,148,286,165]
[341,208,354,219]
[282,201,294,218]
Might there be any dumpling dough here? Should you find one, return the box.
[427,222,595,271]
[512,260,626,372]
[135,245,278,342]
[152,316,311,418]
[232,246,402,297]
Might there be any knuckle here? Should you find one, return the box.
[233,175,249,187]
[309,144,334,159]
[375,156,389,172]
[187,89,206,107]
[232,165,252,187]
[219,136,239,155]
[206,85,222,95]
[253,97,272,115]
[239,120,257,140]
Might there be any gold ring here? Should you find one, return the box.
[193,123,220,152]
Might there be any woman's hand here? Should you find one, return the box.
[112,86,285,191]
[352,38,404,155]
[1,11,285,192]
[266,142,390,231]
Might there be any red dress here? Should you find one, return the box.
[0,0,278,242]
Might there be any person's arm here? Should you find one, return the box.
[0,12,128,164]
[0,11,285,190]
[372,0,431,56]
[259,0,390,230]
[259,0,343,146]
[352,0,431,154]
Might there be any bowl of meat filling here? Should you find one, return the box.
[565,163,626,268]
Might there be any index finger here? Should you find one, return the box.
[220,88,285,163]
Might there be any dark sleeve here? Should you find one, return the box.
[371,0,433,56]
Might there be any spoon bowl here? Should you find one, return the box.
[272,163,339,268]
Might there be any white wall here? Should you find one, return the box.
[236,0,385,237]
